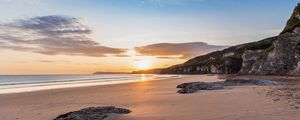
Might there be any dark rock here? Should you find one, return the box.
[177,79,278,94]
[224,79,279,86]
[177,88,198,94]
[54,106,131,120]
[177,82,204,88]
[177,81,225,94]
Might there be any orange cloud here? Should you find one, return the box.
[135,42,227,59]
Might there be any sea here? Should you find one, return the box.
[0,74,181,94]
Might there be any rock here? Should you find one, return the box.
[177,88,198,94]
[177,79,278,94]
[224,79,279,86]
[177,82,206,94]
[177,82,224,94]
[239,50,264,74]
[256,4,300,75]
[54,106,131,120]
[257,27,300,75]
[281,3,300,34]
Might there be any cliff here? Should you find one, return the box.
[161,3,300,76]
[160,36,277,74]
[281,3,300,34]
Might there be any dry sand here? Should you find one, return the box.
[0,75,299,120]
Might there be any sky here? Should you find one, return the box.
[0,0,299,74]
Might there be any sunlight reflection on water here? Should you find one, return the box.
[0,74,181,94]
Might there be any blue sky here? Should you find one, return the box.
[0,0,298,47]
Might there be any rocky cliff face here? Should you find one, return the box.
[239,50,264,74]
[253,3,300,75]
[160,36,276,74]
[257,28,300,75]
[161,4,300,76]
[281,3,300,34]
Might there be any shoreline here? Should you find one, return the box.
[1,75,300,120]
[0,75,186,97]
[0,74,182,95]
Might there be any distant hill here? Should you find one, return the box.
[161,3,300,76]
[131,68,162,74]
[93,72,129,74]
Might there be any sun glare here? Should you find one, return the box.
[136,59,152,70]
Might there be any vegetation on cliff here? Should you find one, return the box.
[161,36,277,74]
[161,3,300,75]
[281,3,300,34]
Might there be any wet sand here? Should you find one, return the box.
[0,75,299,120]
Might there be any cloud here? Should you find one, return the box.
[37,60,56,63]
[37,60,71,63]
[0,15,126,57]
[1,0,41,5]
[135,42,227,59]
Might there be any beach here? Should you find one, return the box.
[0,75,299,120]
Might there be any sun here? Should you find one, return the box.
[136,59,152,70]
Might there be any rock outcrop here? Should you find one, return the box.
[281,3,300,34]
[161,3,300,76]
[239,50,264,74]
[257,29,300,75]
[54,106,131,120]
[177,79,279,94]
[255,3,300,75]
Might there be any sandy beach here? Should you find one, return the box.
[0,75,299,120]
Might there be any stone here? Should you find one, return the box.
[177,79,278,94]
[257,28,300,75]
[239,50,264,74]
[54,106,131,120]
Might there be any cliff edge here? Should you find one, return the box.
[161,4,300,76]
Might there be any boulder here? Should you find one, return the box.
[54,106,131,120]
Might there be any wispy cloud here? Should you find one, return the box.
[0,0,41,5]
[0,15,127,57]
[37,60,56,63]
[37,60,71,63]
[135,42,227,59]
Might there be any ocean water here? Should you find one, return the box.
[0,74,181,94]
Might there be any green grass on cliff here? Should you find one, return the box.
[184,36,277,66]
[161,3,299,74]
[281,3,300,34]
[161,36,277,73]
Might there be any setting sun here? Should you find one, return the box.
[136,59,152,70]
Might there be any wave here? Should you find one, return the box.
[0,74,181,94]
